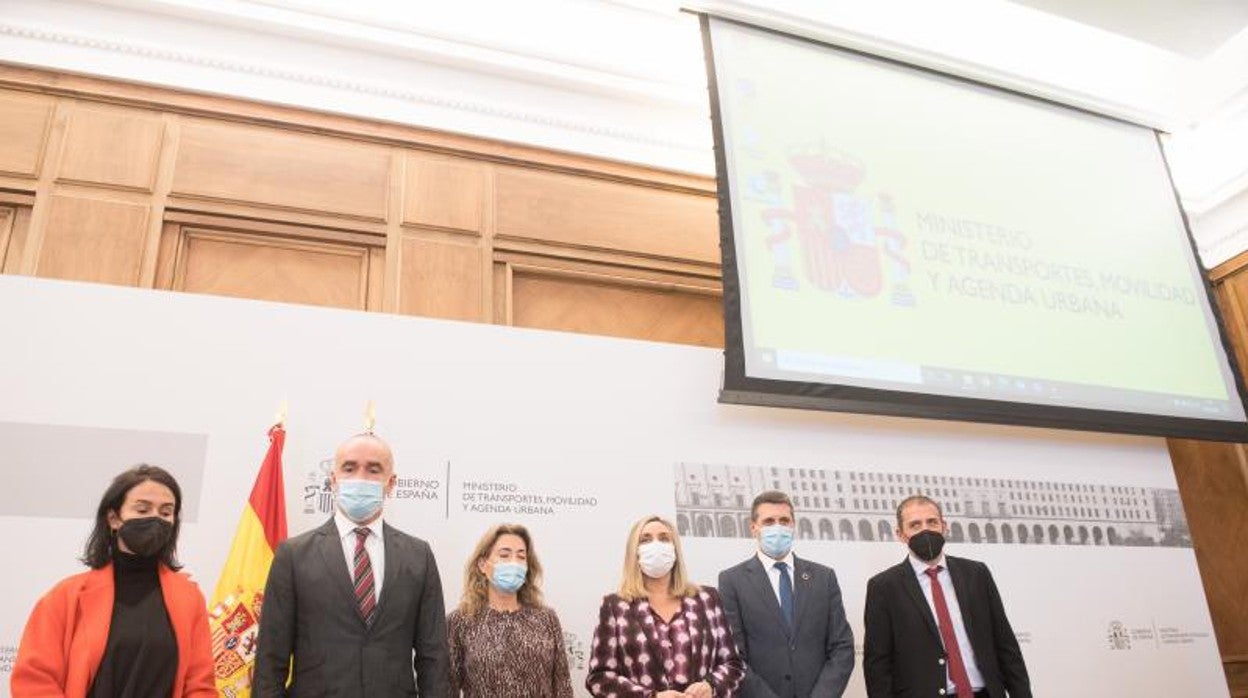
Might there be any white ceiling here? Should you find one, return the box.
[1,0,1246,264]
[1009,0,1248,58]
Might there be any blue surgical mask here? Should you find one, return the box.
[336,479,385,523]
[490,561,528,594]
[759,524,794,558]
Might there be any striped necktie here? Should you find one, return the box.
[353,527,377,626]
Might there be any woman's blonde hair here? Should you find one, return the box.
[458,523,545,615]
[617,515,699,601]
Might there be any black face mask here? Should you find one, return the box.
[907,530,945,562]
[117,517,174,558]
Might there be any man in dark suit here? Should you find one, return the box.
[863,495,1031,698]
[718,490,855,697]
[254,433,449,697]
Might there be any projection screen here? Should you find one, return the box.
[701,14,1248,441]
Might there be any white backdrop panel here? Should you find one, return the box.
[0,276,1226,696]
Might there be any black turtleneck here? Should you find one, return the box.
[87,551,178,698]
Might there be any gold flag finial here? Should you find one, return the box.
[275,399,288,426]
[364,400,375,434]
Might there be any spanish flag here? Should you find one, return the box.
[208,424,288,698]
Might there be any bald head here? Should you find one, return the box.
[335,433,393,468]
[332,433,396,499]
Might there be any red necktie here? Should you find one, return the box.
[925,566,973,698]
[353,528,377,626]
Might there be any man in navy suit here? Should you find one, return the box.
[718,491,855,697]
[863,495,1031,698]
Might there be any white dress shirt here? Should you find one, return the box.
[334,510,386,600]
[756,549,797,605]
[908,554,985,693]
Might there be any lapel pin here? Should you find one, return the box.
[801,572,810,581]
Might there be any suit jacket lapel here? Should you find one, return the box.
[791,557,811,638]
[746,556,791,638]
[78,567,115,674]
[374,523,402,620]
[898,558,941,642]
[946,556,977,639]
[314,518,362,626]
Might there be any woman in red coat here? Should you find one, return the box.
[12,464,215,697]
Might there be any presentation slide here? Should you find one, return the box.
[707,17,1245,427]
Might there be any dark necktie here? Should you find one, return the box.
[775,561,794,630]
[353,528,377,626]
[925,566,973,698]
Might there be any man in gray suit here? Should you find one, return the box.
[254,433,450,697]
[719,491,855,697]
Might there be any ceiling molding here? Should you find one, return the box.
[0,22,694,150]
[1195,223,1248,271]
[0,1,715,173]
[1189,187,1248,268]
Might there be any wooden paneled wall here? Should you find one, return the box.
[1172,256,1248,697]
[0,65,722,346]
[3,64,1247,693]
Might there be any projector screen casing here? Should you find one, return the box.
[701,14,1248,441]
